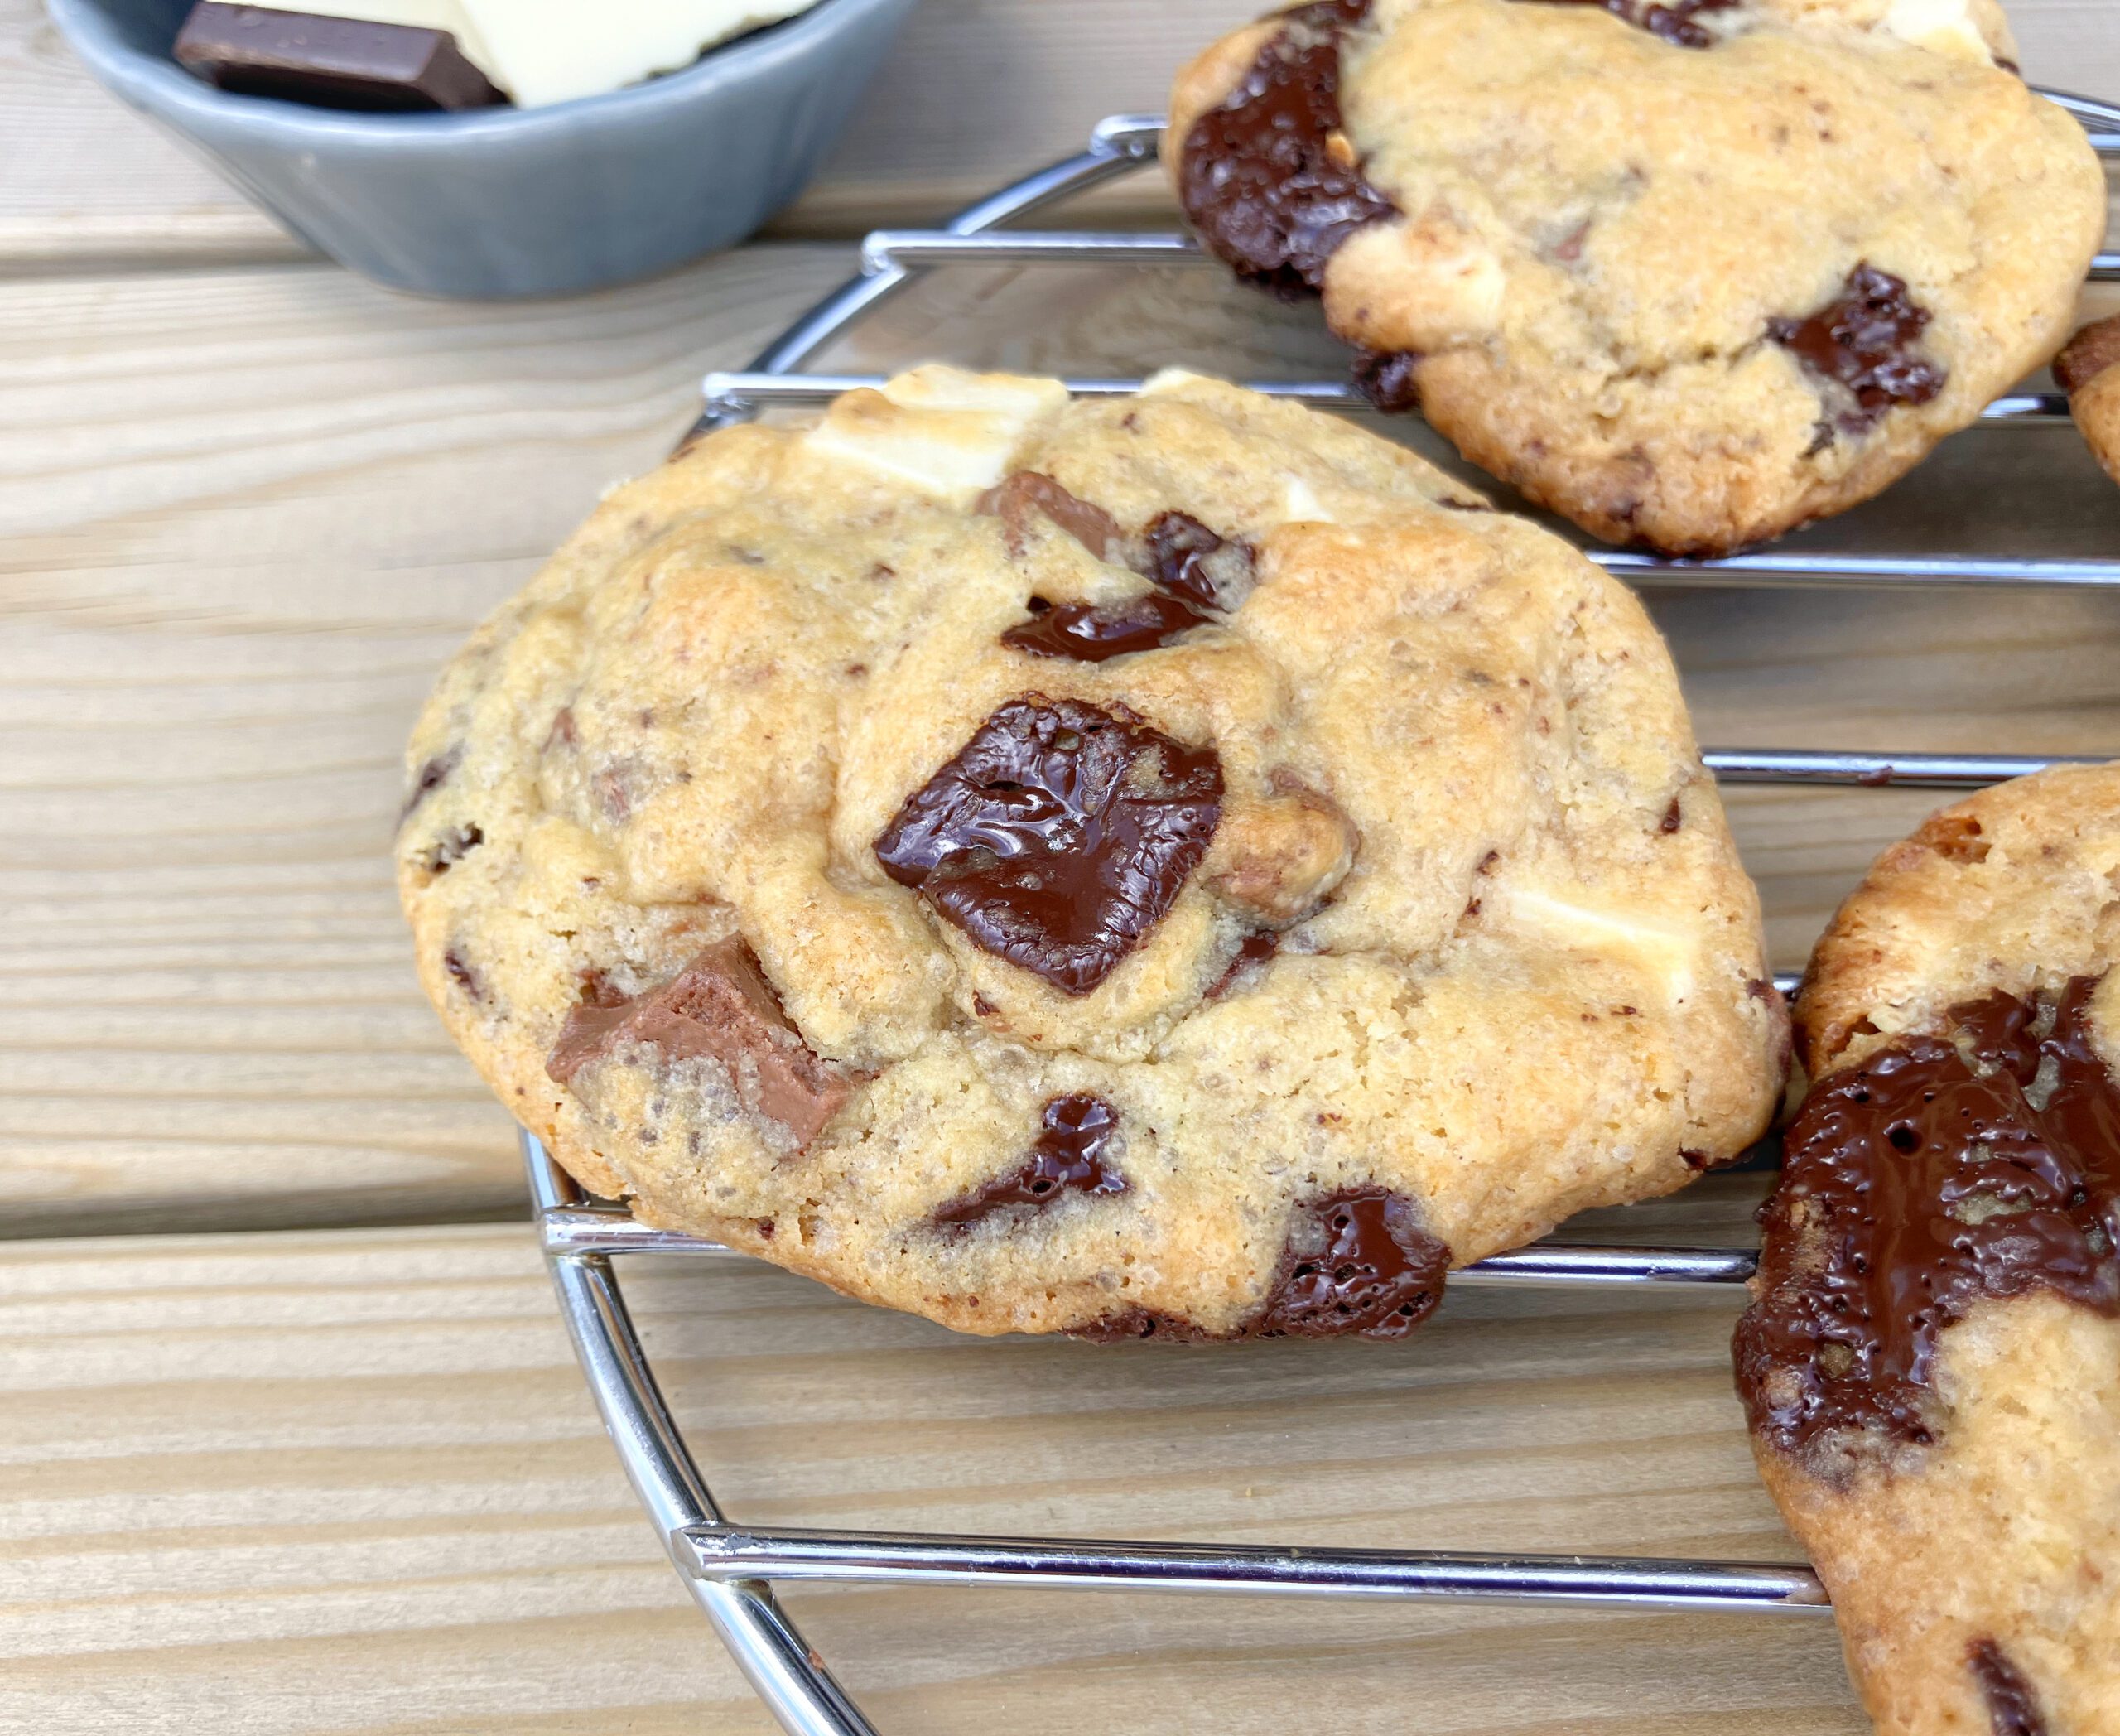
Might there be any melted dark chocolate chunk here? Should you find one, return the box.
[1769,263,1945,435]
[1178,0,1396,296]
[1968,1639,2047,1736]
[546,937,857,1146]
[874,698,1224,996]
[1073,1188,1449,1342]
[1002,592,1212,663]
[1735,976,2120,1462]
[978,471,1127,563]
[1207,930,1281,999]
[1143,512,1250,609]
[933,1094,1129,1227]
[1351,348,1424,413]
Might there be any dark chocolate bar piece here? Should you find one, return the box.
[174,2,507,112]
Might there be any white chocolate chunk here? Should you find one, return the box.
[459,0,821,107]
[804,367,1070,501]
[1880,0,1993,62]
[248,0,500,81]
[1500,885,1701,1002]
[1281,477,1337,524]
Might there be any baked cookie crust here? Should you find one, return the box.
[1168,0,2107,556]
[1739,764,2120,1734]
[2057,312,2120,490]
[399,367,1785,1338]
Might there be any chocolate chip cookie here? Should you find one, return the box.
[2057,312,2120,489]
[400,366,1785,1338]
[1168,0,2108,556]
[1736,764,2120,1734]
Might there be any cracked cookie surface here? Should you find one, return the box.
[1168,0,2106,555]
[399,366,1783,1338]
[1738,764,2120,1734]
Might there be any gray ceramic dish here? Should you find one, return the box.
[49,0,915,297]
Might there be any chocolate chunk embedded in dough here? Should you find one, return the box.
[1735,976,2120,1464]
[1178,0,1396,295]
[976,471,1129,565]
[1969,1638,2048,1736]
[1002,592,1212,663]
[546,937,857,1146]
[933,1094,1129,1227]
[874,697,1224,996]
[1769,263,1946,435]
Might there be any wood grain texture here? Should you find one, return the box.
[6,0,2117,268]
[0,247,847,1236]
[0,1214,1873,1736]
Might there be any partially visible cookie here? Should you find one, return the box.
[1736,764,2120,1735]
[1168,0,2107,555]
[399,364,1787,1341]
[2056,313,2120,489]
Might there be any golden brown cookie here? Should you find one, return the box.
[1737,764,2120,1734]
[400,366,1785,1339]
[1168,0,2107,556]
[2056,313,2120,489]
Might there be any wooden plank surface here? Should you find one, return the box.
[0,245,846,1237]
[6,0,2116,269]
[1,1213,1874,1736]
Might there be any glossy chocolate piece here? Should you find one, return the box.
[874,697,1224,995]
[1969,1639,2047,1736]
[1001,592,1212,663]
[1735,976,2120,1461]
[546,936,857,1145]
[1143,511,1250,610]
[1075,1188,1450,1341]
[175,2,507,112]
[1769,263,1945,435]
[933,1093,1128,1227]
[1178,0,1395,295]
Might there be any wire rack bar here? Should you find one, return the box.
[680,1526,1828,1613]
[858,227,2120,287]
[703,367,2072,428]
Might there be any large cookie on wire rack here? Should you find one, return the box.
[1735,764,2120,1734]
[399,365,1785,1339]
[1167,0,2107,557]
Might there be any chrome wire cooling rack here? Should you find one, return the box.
[528,91,2120,1736]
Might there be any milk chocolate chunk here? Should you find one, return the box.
[1969,1639,2047,1736]
[1769,263,1945,435]
[1001,592,1212,663]
[977,471,1127,565]
[2054,313,2120,396]
[1178,0,1396,295]
[1735,975,2120,1464]
[933,1094,1128,1228]
[546,936,857,1146]
[874,697,1224,995]
[175,3,506,111]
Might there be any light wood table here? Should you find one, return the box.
[3,3,2117,1729]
